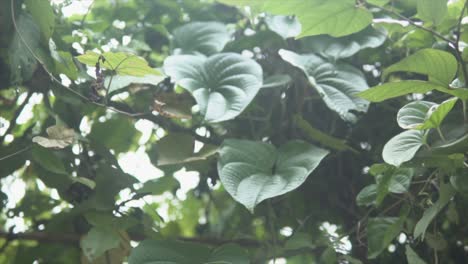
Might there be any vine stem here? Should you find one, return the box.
[0,146,31,161]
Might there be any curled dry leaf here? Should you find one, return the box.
[32,125,75,149]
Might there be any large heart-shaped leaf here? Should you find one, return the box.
[397,101,436,129]
[301,26,387,60]
[218,139,329,212]
[279,49,369,123]
[128,240,248,264]
[163,53,263,123]
[382,130,425,167]
[171,21,231,56]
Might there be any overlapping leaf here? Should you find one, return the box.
[279,49,369,123]
[163,53,263,123]
[382,130,425,167]
[301,26,387,60]
[218,139,328,212]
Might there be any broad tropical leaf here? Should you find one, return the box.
[218,139,328,212]
[171,21,231,56]
[163,53,263,123]
[279,49,369,123]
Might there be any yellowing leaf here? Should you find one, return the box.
[76,51,159,77]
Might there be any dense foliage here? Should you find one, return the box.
[1,0,468,263]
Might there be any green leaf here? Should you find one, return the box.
[217,0,372,37]
[218,139,328,212]
[31,145,67,175]
[171,21,231,56]
[89,117,141,153]
[387,168,414,194]
[279,49,369,123]
[356,184,377,206]
[106,74,165,93]
[80,227,121,261]
[301,26,387,60]
[9,13,40,83]
[382,130,425,167]
[25,0,55,40]
[357,81,439,102]
[417,0,447,26]
[285,232,314,250]
[265,15,302,39]
[154,133,194,166]
[163,53,263,123]
[207,243,250,264]
[406,245,427,264]
[128,240,248,264]
[383,49,457,87]
[414,182,456,239]
[418,97,457,129]
[367,216,405,258]
[32,125,75,149]
[397,101,437,129]
[76,51,159,77]
[136,176,180,196]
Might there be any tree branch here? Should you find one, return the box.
[0,230,264,247]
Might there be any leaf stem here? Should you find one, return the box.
[436,127,446,142]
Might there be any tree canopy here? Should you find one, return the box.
[1,0,468,263]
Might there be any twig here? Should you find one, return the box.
[0,146,32,162]
[79,0,95,27]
